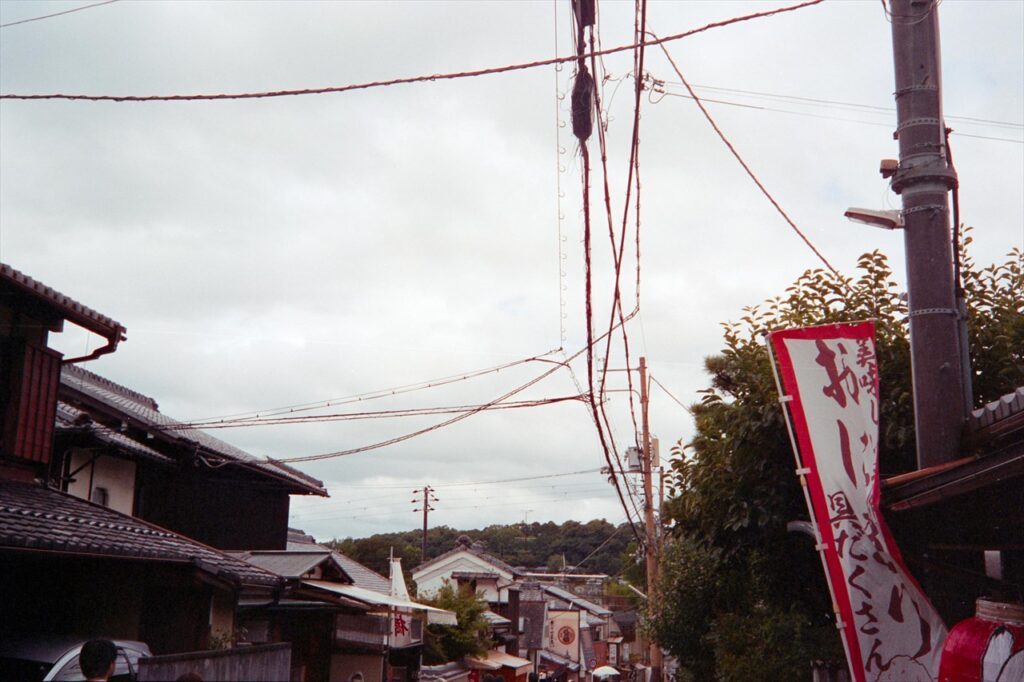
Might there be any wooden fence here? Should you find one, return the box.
[137,642,291,681]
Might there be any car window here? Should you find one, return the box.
[0,657,51,682]
[52,648,142,682]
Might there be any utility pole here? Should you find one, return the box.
[888,0,968,468]
[639,357,662,682]
[412,486,437,562]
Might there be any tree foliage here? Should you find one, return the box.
[653,243,1023,680]
[327,518,631,578]
[420,580,492,664]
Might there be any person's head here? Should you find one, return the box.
[176,673,204,682]
[79,639,117,680]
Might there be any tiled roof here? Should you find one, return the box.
[0,479,281,588]
[540,650,581,672]
[283,529,392,594]
[414,538,520,577]
[60,364,327,496]
[1,262,125,341]
[542,584,612,616]
[231,550,332,579]
[332,551,392,594]
[970,387,1024,427]
[56,402,173,465]
[452,570,500,580]
[969,386,1024,439]
[520,600,547,650]
[482,610,512,626]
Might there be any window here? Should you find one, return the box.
[90,486,109,507]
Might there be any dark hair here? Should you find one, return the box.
[80,639,118,678]
[176,673,204,682]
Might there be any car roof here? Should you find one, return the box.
[0,636,150,664]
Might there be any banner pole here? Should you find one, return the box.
[765,333,859,682]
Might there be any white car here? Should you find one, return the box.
[0,636,151,682]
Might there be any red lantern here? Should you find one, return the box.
[939,600,1024,682]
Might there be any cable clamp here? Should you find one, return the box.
[795,467,811,476]
[779,395,794,404]
[894,85,938,97]
[896,117,942,132]
[908,307,958,318]
[902,204,946,216]
[815,542,829,552]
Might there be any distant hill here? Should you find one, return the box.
[325,518,633,579]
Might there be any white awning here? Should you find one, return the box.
[302,580,457,625]
[467,650,533,676]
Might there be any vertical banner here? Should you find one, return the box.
[769,322,946,682]
[547,610,581,662]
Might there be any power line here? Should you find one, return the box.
[651,85,1023,144]
[1,0,826,102]
[180,350,560,426]
[650,31,845,280]
[164,395,584,430]
[678,82,1022,130]
[0,0,118,29]
[571,521,627,571]
[294,486,616,522]
[336,489,620,521]
[334,467,604,491]
[573,13,643,548]
[650,374,693,416]
[277,318,632,463]
[291,480,609,515]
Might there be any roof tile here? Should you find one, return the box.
[60,364,327,495]
[0,479,282,588]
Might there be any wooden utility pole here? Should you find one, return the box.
[412,486,436,562]
[639,357,662,682]
[888,0,968,468]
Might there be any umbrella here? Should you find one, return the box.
[593,666,620,678]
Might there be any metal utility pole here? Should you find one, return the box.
[638,357,662,682]
[888,0,968,469]
[412,486,437,562]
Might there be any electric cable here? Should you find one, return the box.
[1,0,826,102]
[342,467,604,491]
[0,0,118,29]
[650,86,1022,144]
[650,375,694,415]
[651,31,846,280]
[179,350,560,426]
[162,396,584,431]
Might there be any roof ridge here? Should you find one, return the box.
[0,262,125,334]
[0,481,281,587]
[62,364,159,411]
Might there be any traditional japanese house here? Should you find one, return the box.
[55,363,327,550]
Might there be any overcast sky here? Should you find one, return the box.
[1,0,1021,544]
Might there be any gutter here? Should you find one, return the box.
[63,325,127,364]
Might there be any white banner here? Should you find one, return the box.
[770,322,946,682]
[547,610,581,662]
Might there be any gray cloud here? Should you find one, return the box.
[2,0,1020,540]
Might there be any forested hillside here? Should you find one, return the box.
[325,518,632,578]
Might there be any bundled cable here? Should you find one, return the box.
[571,64,595,142]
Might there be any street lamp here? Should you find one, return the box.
[844,207,904,230]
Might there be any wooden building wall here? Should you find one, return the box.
[136,467,291,550]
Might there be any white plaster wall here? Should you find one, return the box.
[66,449,137,516]
[414,552,513,597]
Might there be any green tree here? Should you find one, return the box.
[420,580,492,664]
[653,244,1023,681]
